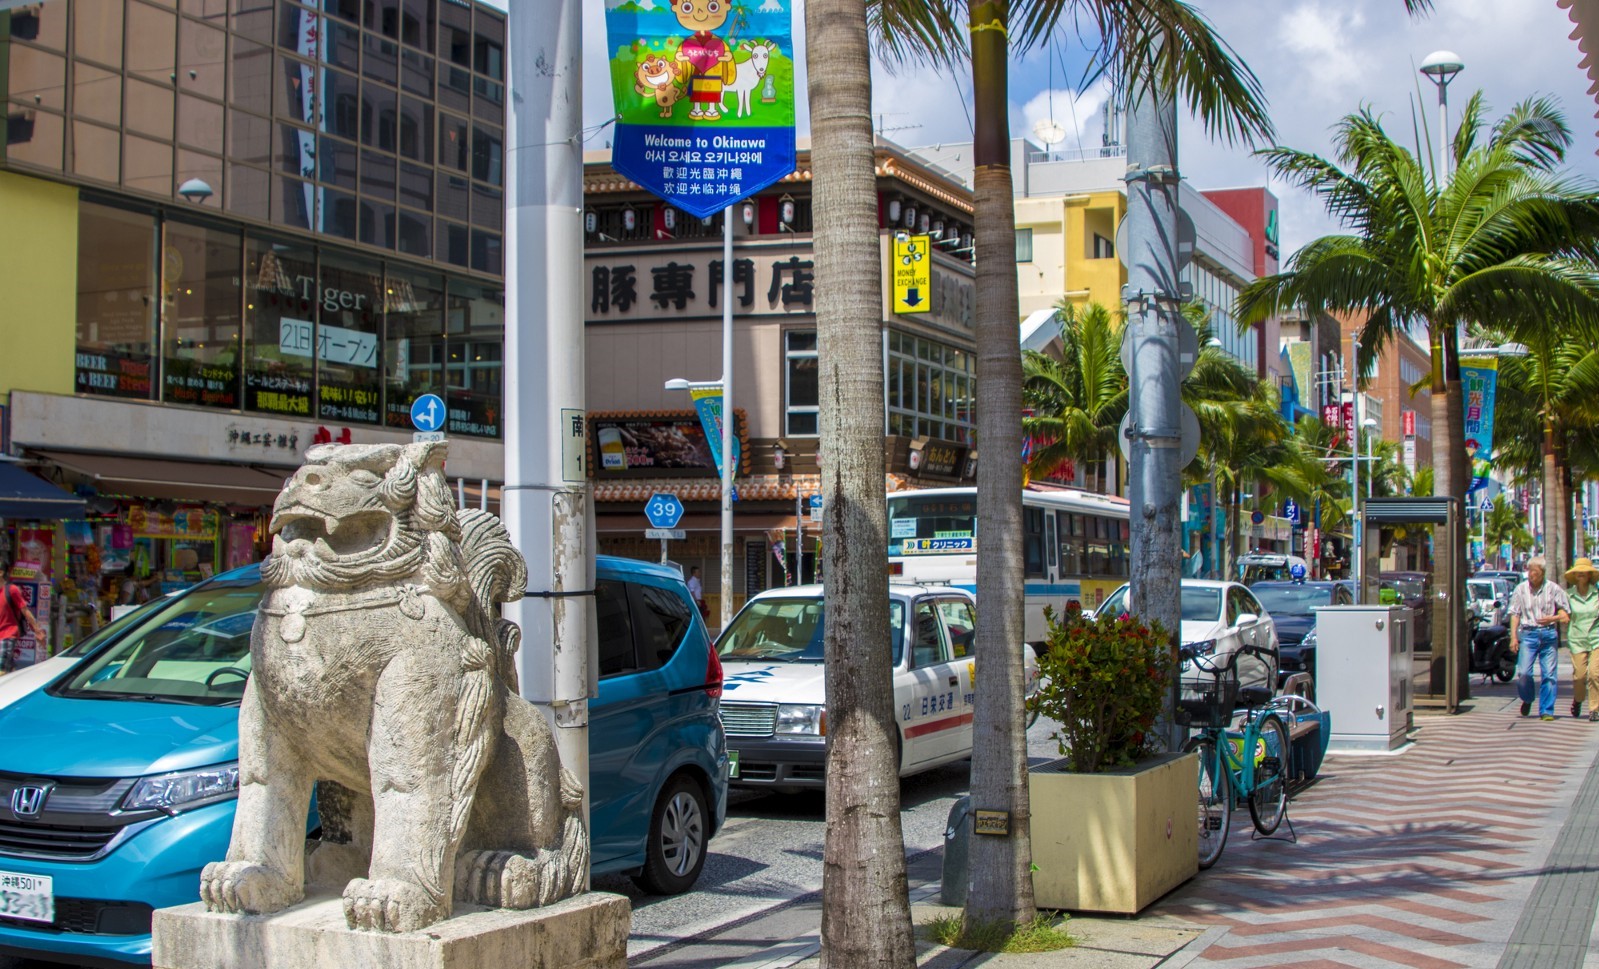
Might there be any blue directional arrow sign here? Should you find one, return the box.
[409,393,446,432]
[645,493,684,530]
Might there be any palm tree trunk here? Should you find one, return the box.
[964,0,1035,929]
[1543,414,1566,575]
[804,2,915,964]
[1430,324,1469,701]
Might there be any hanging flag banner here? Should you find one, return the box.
[1459,356,1499,466]
[605,0,797,219]
[688,385,742,479]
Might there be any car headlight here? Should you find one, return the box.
[123,762,241,814]
[775,704,826,736]
[1300,629,1318,648]
[1181,639,1217,669]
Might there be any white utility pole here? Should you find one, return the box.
[502,0,593,851]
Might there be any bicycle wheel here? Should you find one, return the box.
[1247,714,1290,836]
[1183,735,1231,869]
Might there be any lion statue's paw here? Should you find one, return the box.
[200,861,302,916]
[342,877,447,933]
[455,842,586,910]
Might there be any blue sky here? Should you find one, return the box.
[494,0,1599,260]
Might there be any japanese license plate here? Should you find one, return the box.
[0,870,53,924]
[727,749,740,779]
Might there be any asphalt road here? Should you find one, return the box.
[4,721,1067,969]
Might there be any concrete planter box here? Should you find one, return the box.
[1027,751,1198,914]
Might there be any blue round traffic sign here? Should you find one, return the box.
[645,493,684,529]
[410,393,446,432]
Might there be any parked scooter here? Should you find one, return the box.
[1469,610,1514,683]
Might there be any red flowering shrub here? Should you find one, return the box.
[1030,605,1171,773]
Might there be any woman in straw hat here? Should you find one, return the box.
[1566,557,1599,721]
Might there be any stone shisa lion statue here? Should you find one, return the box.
[198,441,588,933]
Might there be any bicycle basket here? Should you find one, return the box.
[1179,663,1240,728]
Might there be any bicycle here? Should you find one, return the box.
[1178,642,1290,869]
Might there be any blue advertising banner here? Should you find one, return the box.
[688,386,742,479]
[605,0,797,218]
[1459,357,1499,466]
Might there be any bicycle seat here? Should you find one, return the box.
[1238,686,1273,708]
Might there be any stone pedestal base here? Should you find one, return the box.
[152,892,629,969]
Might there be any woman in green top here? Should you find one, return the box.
[1566,558,1599,721]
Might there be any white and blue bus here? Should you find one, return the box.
[886,486,1132,647]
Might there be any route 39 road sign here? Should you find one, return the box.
[645,493,684,530]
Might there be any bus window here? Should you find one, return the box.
[1023,507,1045,578]
[1057,511,1083,575]
[1045,509,1058,573]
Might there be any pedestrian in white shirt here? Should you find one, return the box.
[1509,557,1572,720]
[687,566,708,618]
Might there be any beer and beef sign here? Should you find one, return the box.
[588,409,750,478]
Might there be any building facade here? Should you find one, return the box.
[579,143,982,616]
[1,0,510,640]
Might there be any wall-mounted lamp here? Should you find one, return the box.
[742,201,756,226]
[584,211,597,233]
[622,207,637,231]
[779,194,795,225]
[177,178,214,204]
[931,220,945,240]
[918,212,930,234]
[903,205,917,229]
[772,439,789,471]
[663,206,677,231]
[887,198,902,223]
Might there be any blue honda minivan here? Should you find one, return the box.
[0,556,726,967]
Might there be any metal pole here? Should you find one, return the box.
[661,538,669,565]
[1351,334,1362,602]
[720,206,734,634]
[1124,50,1184,752]
[795,489,804,585]
[503,0,592,850]
[1438,81,1450,184]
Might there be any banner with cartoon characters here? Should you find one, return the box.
[1459,355,1499,481]
[605,0,797,218]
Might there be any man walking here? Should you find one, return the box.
[1509,556,1571,720]
[687,566,708,618]
[0,559,48,674]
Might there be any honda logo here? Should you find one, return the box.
[10,784,51,819]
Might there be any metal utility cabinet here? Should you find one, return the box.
[1314,605,1414,751]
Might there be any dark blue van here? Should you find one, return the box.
[0,556,726,966]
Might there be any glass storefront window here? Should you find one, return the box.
[9,45,66,111]
[316,252,383,423]
[887,330,977,443]
[77,203,158,399]
[445,281,502,438]
[382,269,444,428]
[162,220,242,409]
[244,236,315,415]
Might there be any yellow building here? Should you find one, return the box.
[1015,187,1127,318]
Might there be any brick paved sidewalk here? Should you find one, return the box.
[1152,676,1599,969]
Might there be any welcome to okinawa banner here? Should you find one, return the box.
[1460,356,1499,491]
[604,0,797,219]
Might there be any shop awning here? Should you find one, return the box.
[31,450,291,508]
[0,462,86,519]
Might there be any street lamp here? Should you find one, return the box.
[1420,50,1465,183]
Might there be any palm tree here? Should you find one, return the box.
[1021,301,1128,487]
[804,1,916,964]
[1482,493,1532,568]
[1485,330,1599,575]
[1238,93,1599,672]
[865,2,1278,924]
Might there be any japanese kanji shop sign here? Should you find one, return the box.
[604,0,797,217]
[587,248,816,321]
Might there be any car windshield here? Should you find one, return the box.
[1468,580,1498,600]
[1385,577,1426,599]
[52,573,263,706]
[1250,585,1334,617]
[1240,564,1290,584]
[1098,585,1222,623]
[717,597,907,664]
[59,595,176,658]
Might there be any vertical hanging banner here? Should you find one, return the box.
[689,385,742,479]
[1460,356,1498,490]
[605,0,797,218]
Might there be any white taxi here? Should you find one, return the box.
[714,583,1038,791]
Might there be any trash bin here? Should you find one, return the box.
[941,796,971,907]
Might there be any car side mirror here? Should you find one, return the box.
[1237,613,1260,627]
[1493,600,1503,609]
